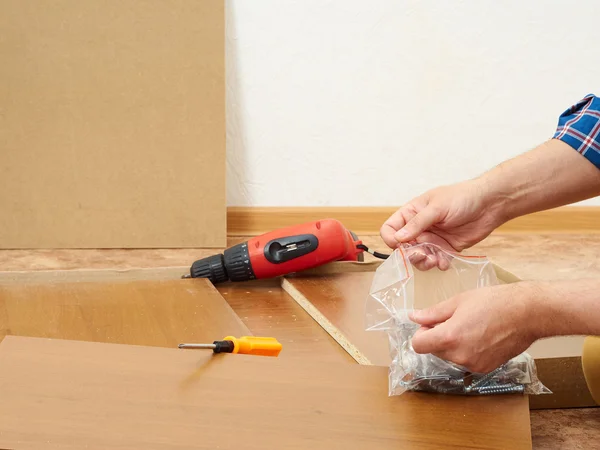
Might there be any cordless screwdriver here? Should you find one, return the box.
[184,219,388,284]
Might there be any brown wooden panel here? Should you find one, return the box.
[530,357,597,409]
[217,279,353,364]
[282,272,391,366]
[0,279,248,347]
[0,336,532,449]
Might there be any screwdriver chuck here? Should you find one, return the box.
[188,243,256,284]
[189,254,228,284]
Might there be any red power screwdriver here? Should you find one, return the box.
[184,219,389,284]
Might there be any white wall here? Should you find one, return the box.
[226,1,600,207]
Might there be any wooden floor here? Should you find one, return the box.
[1,232,600,449]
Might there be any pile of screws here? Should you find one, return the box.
[406,365,526,396]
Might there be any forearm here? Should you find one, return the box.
[479,139,600,224]
[526,279,600,339]
[476,94,600,224]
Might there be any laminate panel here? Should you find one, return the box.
[217,280,353,364]
[0,279,249,347]
[282,272,390,365]
[0,336,532,450]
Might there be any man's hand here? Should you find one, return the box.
[380,179,504,269]
[409,283,539,373]
[381,140,600,262]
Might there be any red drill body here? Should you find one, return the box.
[188,219,364,283]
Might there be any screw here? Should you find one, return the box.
[476,384,525,395]
[465,365,505,392]
[428,383,458,394]
[476,383,519,391]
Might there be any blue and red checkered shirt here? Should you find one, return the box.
[553,93,600,168]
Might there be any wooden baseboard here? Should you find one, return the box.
[227,206,600,236]
[226,207,394,236]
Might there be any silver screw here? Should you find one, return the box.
[447,378,464,387]
[431,384,457,394]
[466,365,505,392]
[476,384,525,395]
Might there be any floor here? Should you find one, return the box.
[1,232,599,449]
[4,234,600,280]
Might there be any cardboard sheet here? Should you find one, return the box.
[0,0,225,248]
[0,279,249,347]
[0,336,532,449]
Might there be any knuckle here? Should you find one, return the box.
[439,330,458,348]
[428,204,441,216]
[453,240,468,252]
[451,354,471,368]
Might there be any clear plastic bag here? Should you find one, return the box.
[365,243,550,396]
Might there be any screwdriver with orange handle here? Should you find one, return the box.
[178,336,282,357]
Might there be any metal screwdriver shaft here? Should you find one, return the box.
[178,343,217,350]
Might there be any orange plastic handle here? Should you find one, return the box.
[223,336,282,357]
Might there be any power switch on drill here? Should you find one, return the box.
[263,234,318,264]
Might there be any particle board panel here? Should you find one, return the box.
[217,279,353,364]
[0,279,249,347]
[527,334,597,409]
[0,336,532,449]
[282,272,389,366]
[0,0,225,248]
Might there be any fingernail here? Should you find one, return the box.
[395,229,408,241]
[410,309,421,321]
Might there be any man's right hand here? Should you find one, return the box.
[381,138,600,269]
[380,178,504,268]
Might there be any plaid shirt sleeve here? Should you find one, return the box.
[553,93,600,169]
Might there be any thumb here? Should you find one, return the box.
[411,322,452,355]
[394,207,440,242]
[409,297,459,326]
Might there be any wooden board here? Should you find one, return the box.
[283,272,389,366]
[527,334,596,409]
[0,279,249,347]
[0,0,225,248]
[217,279,353,364]
[0,336,532,449]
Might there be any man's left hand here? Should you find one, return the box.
[409,283,541,373]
